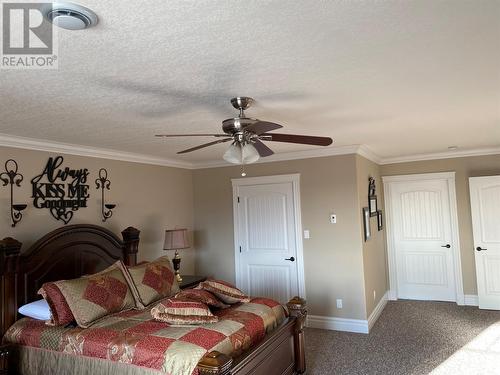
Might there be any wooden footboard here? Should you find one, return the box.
[197,296,307,375]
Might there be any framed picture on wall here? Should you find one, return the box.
[368,177,376,197]
[377,210,383,231]
[363,207,371,241]
[369,195,378,216]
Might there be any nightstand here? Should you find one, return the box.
[0,344,10,375]
[179,275,207,289]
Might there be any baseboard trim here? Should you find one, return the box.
[368,291,389,330]
[388,290,398,300]
[464,294,479,306]
[307,292,389,335]
[307,315,369,334]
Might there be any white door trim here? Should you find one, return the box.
[231,174,306,299]
[382,172,464,304]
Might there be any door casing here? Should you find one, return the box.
[232,173,306,300]
[383,172,464,304]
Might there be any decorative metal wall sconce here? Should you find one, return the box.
[0,159,27,227]
[95,168,116,222]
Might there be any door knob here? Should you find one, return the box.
[476,247,487,251]
[285,257,295,262]
[441,244,451,248]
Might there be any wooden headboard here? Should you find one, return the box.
[0,224,140,338]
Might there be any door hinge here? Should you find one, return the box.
[237,197,240,203]
[239,246,242,253]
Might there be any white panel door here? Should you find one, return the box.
[389,179,456,301]
[235,182,299,304]
[470,176,500,310]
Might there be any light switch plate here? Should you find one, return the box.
[304,230,310,239]
[330,214,337,224]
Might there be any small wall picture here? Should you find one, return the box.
[369,195,378,216]
[368,177,376,197]
[377,210,383,231]
[363,207,371,241]
[368,176,378,216]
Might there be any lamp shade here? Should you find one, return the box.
[163,228,189,250]
[223,143,260,165]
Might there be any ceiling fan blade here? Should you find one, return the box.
[245,121,283,135]
[156,134,228,137]
[177,138,232,154]
[263,133,333,146]
[253,140,274,157]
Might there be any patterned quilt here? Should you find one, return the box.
[4,297,286,375]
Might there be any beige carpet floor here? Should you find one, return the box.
[305,300,500,375]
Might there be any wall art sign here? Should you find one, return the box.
[31,156,89,224]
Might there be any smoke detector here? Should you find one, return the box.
[46,2,98,30]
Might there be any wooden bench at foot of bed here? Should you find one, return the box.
[0,225,307,375]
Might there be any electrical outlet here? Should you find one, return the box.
[330,214,337,224]
[373,290,376,300]
[303,230,310,239]
[336,299,343,309]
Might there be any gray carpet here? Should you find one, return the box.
[305,300,500,375]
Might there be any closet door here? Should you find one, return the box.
[233,175,304,304]
[386,176,457,301]
[470,176,500,310]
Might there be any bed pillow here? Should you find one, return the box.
[127,256,180,306]
[175,289,230,309]
[18,299,51,321]
[151,298,218,325]
[54,261,137,328]
[38,282,75,326]
[198,279,251,304]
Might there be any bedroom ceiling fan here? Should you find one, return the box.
[155,97,333,164]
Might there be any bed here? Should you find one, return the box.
[0,224,307,375]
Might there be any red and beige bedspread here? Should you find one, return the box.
[4,297,286,375]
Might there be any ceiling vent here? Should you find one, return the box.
[46,2,98,30]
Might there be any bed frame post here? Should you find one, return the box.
[287,296,307,374]
[0,238,21,339]
[197,351,233,375]
[121,227,140,266]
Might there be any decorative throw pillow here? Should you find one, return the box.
[175,289,230,309]
[198,279,251,304]
[151,298,218,325]
[127,256,180,307]
[38,282,75,326]
[54,261,137,328]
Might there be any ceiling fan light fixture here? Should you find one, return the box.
[223,143,260,165]
[242,143,260,164]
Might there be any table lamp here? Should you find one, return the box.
[163,228,189,282]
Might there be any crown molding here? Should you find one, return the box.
[1,132,498,170]
[357,145,383,164]
[0,133,196,169]
[379,146,500,165]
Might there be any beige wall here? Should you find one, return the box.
[356,155,388,317]
[0,147,195,273]
[194,155,369,320]
[6,143,494,320]
[381,154,500,295]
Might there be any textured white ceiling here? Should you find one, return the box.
[1,0,499,163]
